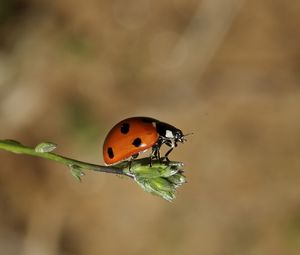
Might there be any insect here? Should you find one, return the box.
[102,117,187,166]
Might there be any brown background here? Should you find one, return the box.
[1,0,300,254]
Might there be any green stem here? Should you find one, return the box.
[0,139,127,176]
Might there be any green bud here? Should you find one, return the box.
[69,164,85,182]
[135,177,176,202]
[130,162,178,178]
[35,142,57,153]
[122,158,184,177]
[119,158,187,202]
[167,172,187,187]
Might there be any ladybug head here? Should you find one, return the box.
[156,121,191,144]
[174,130,193,145]
[174,129,185,143]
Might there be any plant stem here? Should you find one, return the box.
[0,139,127,176]
[0,139,187,201]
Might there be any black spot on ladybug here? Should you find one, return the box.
[107,147,114,159]
[132,138,142,147]
[120,122,130,134]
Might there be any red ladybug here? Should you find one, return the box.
[103,117,186,165]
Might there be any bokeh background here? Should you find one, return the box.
[1,0,300,254]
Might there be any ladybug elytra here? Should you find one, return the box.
[102,117,186,165]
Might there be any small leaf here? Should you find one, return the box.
[135,177,176,202]
[122,159,183,178]
[167,172,187,187]
[35,142,57,153]
[69,164,85,182]
[132,163,169,178]
[3,139,24,146]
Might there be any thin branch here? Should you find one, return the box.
[0,139,127,176]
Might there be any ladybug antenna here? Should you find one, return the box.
[182,132,193,142]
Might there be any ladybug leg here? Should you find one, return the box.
[154,145,161,161]
[128,153,139,171]
[156,149,161,162]
[164,147,173,162]
[150,138,164,165]
[164,141,177,162]
[150,144,160,167]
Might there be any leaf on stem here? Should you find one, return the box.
[35,142,57,153]
[3,139,24,146]
[69,164,85,182]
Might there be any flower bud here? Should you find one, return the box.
[121,158,186,201]
[35,142,57,153]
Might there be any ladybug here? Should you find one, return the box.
[102,117,186,166]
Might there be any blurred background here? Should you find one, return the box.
[0,0,300,254]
